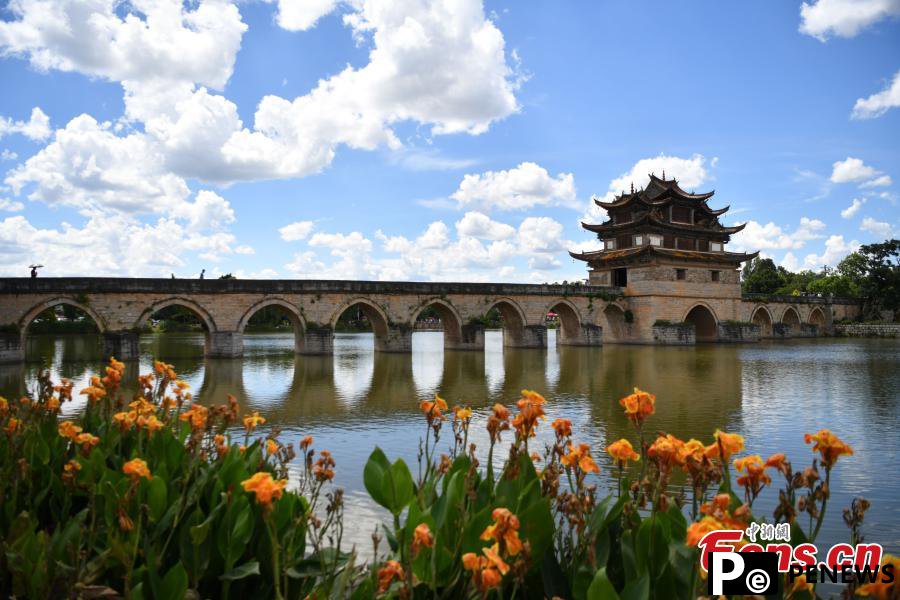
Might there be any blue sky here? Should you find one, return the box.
[0,0,898,281]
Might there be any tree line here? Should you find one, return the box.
[741,239,899,320]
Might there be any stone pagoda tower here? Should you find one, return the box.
[570,173,758,341]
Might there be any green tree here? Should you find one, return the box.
[741,257,785,294]
[856,239,900,319]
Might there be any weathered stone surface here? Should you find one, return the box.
[103,331,140,361]
[834,323,900,338]
[717,322,760,343]
[652,324,695,345]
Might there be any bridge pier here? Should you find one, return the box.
[0,332,24,364]
[300,327,334,355]
[558,323,603,346]
[103,331,140,361]
[445,322,485,351]
[207,331,244,358]
[504,324,548,348]
[375,326,413,353]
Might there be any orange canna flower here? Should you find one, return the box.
[733,455,772,498]
[412,523,434,556]
[512,389,546,440]
[58,420,82,440]
[266,439,279,456]
[551,418,572,439]
[687,495,750,547]
[122,458,152,481]
[648,434,686,469]
[300,435,313,449]
[64,459,81,473]
[618,387,655,427]
[313,450,336,481]
[241,472,287,506]
[785,574,814,599]
[764,453,789,475]
[480,507,524,556]
[420,394,449,423]
[561,443,601,474]
[243,411,266,432]
[804,429,853,469]
[705,430,745,461]
[179,404,209,430]
[144,415,164,435]
[377,560,405,593]
[45,396,60,412]
[0,396,8,415]
[678,439,707,466]
[855,554,899,600]
[486,403,511,441]
[75,433,100,453]
[5,417,20,434]
[606,438,640,465]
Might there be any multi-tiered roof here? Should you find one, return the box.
[570,173,757,267]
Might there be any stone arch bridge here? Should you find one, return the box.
[0,278,857,362]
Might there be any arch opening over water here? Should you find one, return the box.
[685,304,718,342]
[137,298,215,357]
[781,306,801,327]
[546,299,582,345]
[238,299,306,354]
[750,306,773,338]
[21,300,104,361]
[412,299,464,348]
[331,298,391,351]
[485,298,527,347]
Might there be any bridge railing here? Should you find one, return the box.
[741,292,859,305]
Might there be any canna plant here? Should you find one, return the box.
[0,360,892,599]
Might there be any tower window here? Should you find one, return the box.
[676,269,687,280]
[634,235,643,246]
[613,268,628,287]
[648,234,663,246]
[605,239,617,250]
[711,270,720,282]
[710,242,723,252]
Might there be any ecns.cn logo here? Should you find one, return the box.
[708,552,778,595]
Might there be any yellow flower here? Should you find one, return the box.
[705,430,745,461]
[58,420,83,440]
[122,458,152,481]
[241,472,287,506]
[804,429,853,469]
[618,387,655,426]
[453,406,472,421]
[243,411,266,432]
[606,438,640,465]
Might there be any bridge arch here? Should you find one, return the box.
[602,303,628,343]
[684,303,718,342]
[545,298,583,345]
[750,305,774,338]
[411,298,464,347]
[781,306,801,326]
[330,297,391,337]
[19,297,107,334]
[237,297,306,353]
[485,297,528,345]
[808,306,826,327]
[135,297,217,332]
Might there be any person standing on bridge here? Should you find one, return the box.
[29,264,43,278]
[200,269,205,279]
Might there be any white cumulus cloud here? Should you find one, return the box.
[830,157,885,185]
[841,198,866,219]
[0,107,51,141]
[853,69,900,119]
[279,221,315,241]
[860,216,895,238]
[273,0,340,31]
[799,0,900,41]
[730,217,826,252]
[451,162,577,211]
[455,211,516,240]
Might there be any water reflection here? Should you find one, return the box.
[2,331,898,558]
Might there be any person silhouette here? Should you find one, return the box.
[200,269,205,279]
[29,265,42,278]
[171,273,175,279]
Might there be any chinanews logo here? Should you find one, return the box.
[699,529,896,596]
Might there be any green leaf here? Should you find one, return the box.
[146,476,167,522]
[220,561,260,581]
[385,458,414,514]
[363,447,391,510]
[160,563,188,600]
[587,568,621,600]
[619,572,649,600]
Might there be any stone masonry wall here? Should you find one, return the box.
[834,323,900,338]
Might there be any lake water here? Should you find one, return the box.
[2,331,898,562]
